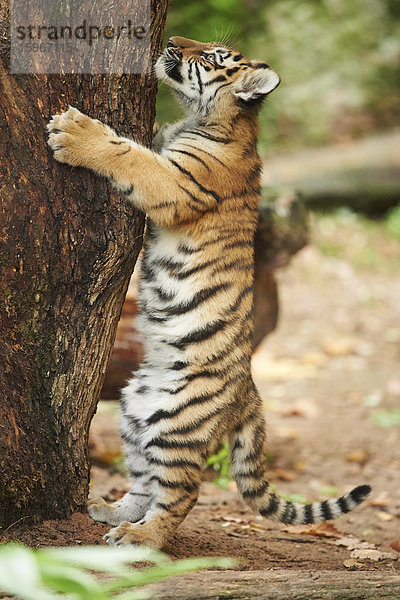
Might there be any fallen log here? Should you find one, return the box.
[148,569,400,600]
[261,130,400,215]
[290,166,400,215]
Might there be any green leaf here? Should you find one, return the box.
[371,409,400,428]
[280,492,311,504]
[105,557,236,595]
[207,441,232,486]
[0,544,56,600]
[214,476,231,489]
[46,545,168,574]
[386,205,400,240]
[113,591,151,600]
[0,543,235,600]
[319,485,339,497]
[40,561,106,599]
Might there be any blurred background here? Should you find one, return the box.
[156,0,400,214]
[159,0,400,155]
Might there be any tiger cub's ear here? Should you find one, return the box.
[234,65,280,102]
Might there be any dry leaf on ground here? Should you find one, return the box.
[386,377,400,397]
[343,559,364,569]
[390,541,400,553]
[249,521,268,531]
[272,468,297,481]
[351,548,396,561]
[369,497,389,508]
[221,516,246,525]
[252,356,317,382]
[346,450,369,464]
[294,460,307,471]
[282,522,341,538]
[301,351,327,366]
[322,336,357,357]
[334,537,374,550]
[278,397,320,419]
[274,425,300,440]
[375,510,394,521]
[334,536,397,561]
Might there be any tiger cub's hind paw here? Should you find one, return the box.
[104,521,162,550]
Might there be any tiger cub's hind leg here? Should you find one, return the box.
[229,404,272,512]
[104,488,200,549]
[104,429,208,549]
[230,400,371,524]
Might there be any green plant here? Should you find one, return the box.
[110,455,128,476]
[371,409,400,428]
[279,491,310,505]
[0,543,234,600]
[386,205,400,240]
[207,443,274,489]
[318,485,339,498]
[207,441,231,488]
[268,482,310,505]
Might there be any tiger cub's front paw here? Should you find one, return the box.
[47,106,115,168]
[87,496,120,525]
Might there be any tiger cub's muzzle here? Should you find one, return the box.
[161,47,184,84]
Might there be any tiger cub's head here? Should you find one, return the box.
[155,36,280,116]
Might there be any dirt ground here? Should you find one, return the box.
[3,212,400,580]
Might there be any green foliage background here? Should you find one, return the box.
[157,0,400,155]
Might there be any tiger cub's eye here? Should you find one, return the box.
[201,52,216,65]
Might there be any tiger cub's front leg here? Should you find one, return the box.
[88,442,153,526]
[47,107,220,228]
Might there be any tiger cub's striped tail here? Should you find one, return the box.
[247,484,371,525]
[229,416,371,525]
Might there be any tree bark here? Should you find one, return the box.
[0,0,169,527]
[253,188,308,347]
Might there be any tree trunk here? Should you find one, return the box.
[253,188,308,347]
[0,0,169,527]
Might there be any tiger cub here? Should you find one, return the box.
[47,36,370,550]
